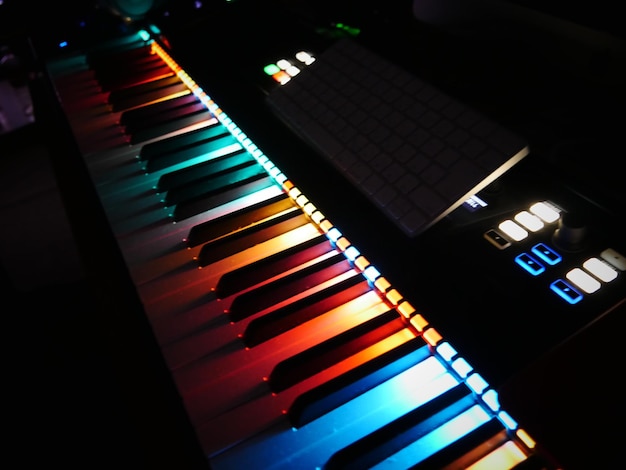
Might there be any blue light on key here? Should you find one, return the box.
[515,253,545,276]
[210,356,458,469]
[531,243,562,265]
[550,279,583,304]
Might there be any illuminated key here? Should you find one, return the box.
[529,201,560,223]
[325,384,489,469]
[514,210,544,232]
[286,65,301,77]
[550,279,583,304]
[295,51,315,65]
[369,405,492,469]
[531,243,561,265]
[466,441,527,470]
[268,310,406,392]
[583,257,618,282]
[263,63,281,75]
[498,220,528,242]
[272,70,291,85]
[515,253,545,276]
[566,267,601,293]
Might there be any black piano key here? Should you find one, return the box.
[174,175,276,225]
[109,76,189,112]
[92,51,163,73]
[120,93,198,126]
[87,43,151,66]
[141,122,229,170]
[186,193,294,247]
[93,54,167,80]
[99,64,174,93]
[196,210,310,266]
[127,101,211,144]
[267,309,403,391]
[121,94,207,134]
[157,149,252,194]
[92,50,172,89]
[228,252,353,322]
[215,234,332,298]
[244,276,373,348]
[411,418,508,469]
[325,382,478,470]
[90,49,168,78]
[86,34,145,55]
[288,336,430,428]
[165,157,259,206]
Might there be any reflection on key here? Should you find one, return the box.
[245,276,373,348]
[325,383,477,469]
[268,310,404,391]
[466,440,527,470]
[215,234,334,298]
[289,337,430,428]
[210,356,458,469]
[228,252,354,322]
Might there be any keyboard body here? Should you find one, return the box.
[36,1,626,468]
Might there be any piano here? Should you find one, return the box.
[27,0,626,468]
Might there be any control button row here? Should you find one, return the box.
[484,201,560,249]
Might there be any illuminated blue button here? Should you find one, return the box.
[531,243,562,265]
[515,253,545,276]
[550,279,583,304]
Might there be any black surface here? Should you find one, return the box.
[3,0,625,467]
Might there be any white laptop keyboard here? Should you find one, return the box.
[266,38,530,237]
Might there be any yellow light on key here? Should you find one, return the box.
[398,301,416,319]
[409,313,428,331]
[385,289,403,306]
[466,441,527,470]
[423,327,443,346]
[374,276,391,292]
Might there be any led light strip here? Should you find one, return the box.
[147,33,536,453]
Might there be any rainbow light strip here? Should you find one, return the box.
[145,32,537,454]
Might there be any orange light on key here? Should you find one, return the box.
[272,70,291,85]
[423,327,443,346]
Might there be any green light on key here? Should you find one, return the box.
[264,64,281,75]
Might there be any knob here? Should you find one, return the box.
[552,212,589,252]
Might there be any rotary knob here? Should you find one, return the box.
[552,212,589,252]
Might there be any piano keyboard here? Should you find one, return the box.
[46,27,552,469]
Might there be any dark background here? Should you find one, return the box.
[2,1,624,468]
